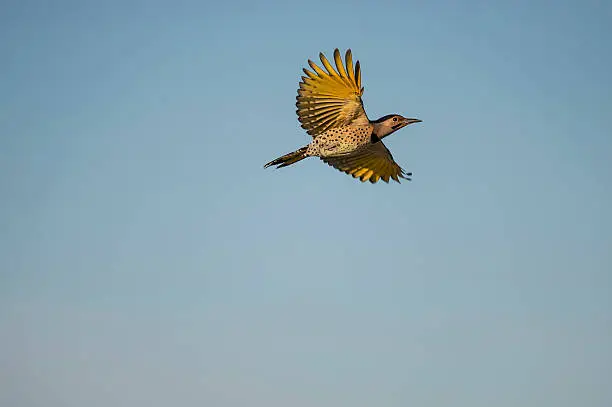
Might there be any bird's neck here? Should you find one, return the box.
[372,122,394,139]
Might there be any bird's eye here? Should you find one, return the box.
[393,117,398,122]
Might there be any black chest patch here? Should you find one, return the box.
[370,131,380,144]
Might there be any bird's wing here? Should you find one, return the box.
[321,141,411,184]
[297,49,370,137]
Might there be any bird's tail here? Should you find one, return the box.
[264,146,309,169]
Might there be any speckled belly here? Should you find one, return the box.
[306,125,373,157]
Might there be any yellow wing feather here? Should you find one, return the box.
[321,142,411,184]
[296,49,369,137]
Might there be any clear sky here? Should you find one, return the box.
[1,1,611,406]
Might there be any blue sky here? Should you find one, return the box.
[1,1,611,406]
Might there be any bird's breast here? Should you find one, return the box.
[312,125,374,157]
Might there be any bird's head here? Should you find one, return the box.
[371,114,422,138]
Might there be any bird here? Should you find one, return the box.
[264,48,422,183]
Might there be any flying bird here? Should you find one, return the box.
[264,48,421,183]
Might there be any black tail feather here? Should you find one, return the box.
[264,146,308,169]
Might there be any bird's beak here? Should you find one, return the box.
[405,118,422,125]
[392,117,422,130]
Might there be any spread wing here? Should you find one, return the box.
[296,49,370,137]
[321,141,411,184]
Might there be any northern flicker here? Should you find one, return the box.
[264,48,421,183]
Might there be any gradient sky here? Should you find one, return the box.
[1,1,611,406]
